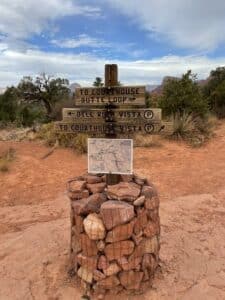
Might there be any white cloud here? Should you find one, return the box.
[51,34,109,49]
[0,0,100,45]
[0,47,225,87]
[103,0,225,51]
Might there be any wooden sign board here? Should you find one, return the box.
[55,121,166,135]
[74,86,145,106]
[63,108,162,123]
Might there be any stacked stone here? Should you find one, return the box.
[68,174,160,298]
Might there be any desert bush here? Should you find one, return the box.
[171,112,196,140]
[0,148,16,172]
[0,161,9,172]
[17,74,70,120]
[0,87,18,123]
[159,70,209,118]
[169,112,217,147]
[134,134,162,147]
[72,133,89,153]
[203,67,225,118]
[37,122,88,153]
[52,98,75,121]
[16,104,46,127]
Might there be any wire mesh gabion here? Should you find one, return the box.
[67,174,160,298]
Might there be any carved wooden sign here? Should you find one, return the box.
[63,108,162,123]
[55,121,172,134]
[55,65,173,138]
[74,86,145,106]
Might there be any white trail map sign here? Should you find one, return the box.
[88,138,133,175]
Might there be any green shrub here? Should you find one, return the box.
[203,67,225,118]
[0,87,18,123]
[159,70,209,118]
[16,104,46,127]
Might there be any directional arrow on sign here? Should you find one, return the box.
[62,108,162,123]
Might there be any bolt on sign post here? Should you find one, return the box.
[55,64,173,185]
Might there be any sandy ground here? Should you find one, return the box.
[0,122,225,300]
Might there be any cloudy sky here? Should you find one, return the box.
[0,0,225,87]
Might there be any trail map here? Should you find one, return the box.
[88,138,133,174]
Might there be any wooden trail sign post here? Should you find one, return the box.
[56,64,173,185]
[62,108,162,122]
[104,64,121,184]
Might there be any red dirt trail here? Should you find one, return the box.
[0,122,225,299]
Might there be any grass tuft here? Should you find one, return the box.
[37,122,88,154]
[134,134,162,148]
[169,112,217,147]
[0,148,16,172]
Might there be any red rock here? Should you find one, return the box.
[69,189,89,200]
[77,253,98,271]
[97,275,120,288]
[97,240,105,251]
[133,195,145,206]
[141,185,157,198]
[103,262,121,276]
[105,240,135,261]
[107,182,140,201]
[132,232,143,246]
[145,196,159,210]
[98,255,109,271]
[108,285,124,295]
[143,236,159,254]
[85,175,102,184]
[71,233,81,254]
[143,269,150,281]
[121,175,134,182]
[72,193,106,215]
[118,256,141,271]
[119,271,144,290]
[140,280,152,292]
[80,234,98,256]
[100,201,135,230]
[147,209,159,222]
[130,236,159,259]
[134,177,145,186]
[143,221,160,238]
[69,180,86,193]
[77,267,93,284]
[105,220,135,243]
[83,213,106,240]
[87,182,106,194]
[74,215,84,233]
[72,199,89,215]
[142,254,157,273]
[133,209,148,235]
[93,270,106,281]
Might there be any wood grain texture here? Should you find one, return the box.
[74,86,146,106]
[62,108,162,123]
[55,121,164,135]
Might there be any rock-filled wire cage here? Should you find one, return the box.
[67,174,160,298]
